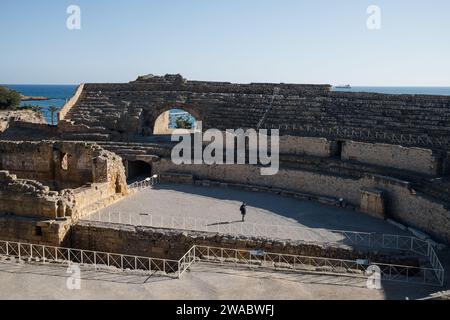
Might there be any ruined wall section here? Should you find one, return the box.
[0,141,128,220]
[341,141,442,176]
[0,170,76,219]
[0,141,127,191]
[0,214,71,246]
[279,136,335,157]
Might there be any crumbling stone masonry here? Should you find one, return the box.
[0,141,128,245]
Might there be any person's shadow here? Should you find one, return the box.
[207,220,243,227]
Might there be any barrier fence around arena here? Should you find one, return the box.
[84,211,432,254]
[83,212,445,286]
[0,239,442,286]
[193,245,443,286]
[128,175,159,190]
[0,239,180,278]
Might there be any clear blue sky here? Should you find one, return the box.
[1,0,449,85]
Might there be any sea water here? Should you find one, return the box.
[2,84,77,124]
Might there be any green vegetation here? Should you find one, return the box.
[0,86,44,118]
[48,106,58,125]
[175,116,193,129]
[20,104,44,116]
[0,86,21,110]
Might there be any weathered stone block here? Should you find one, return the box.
[360,188,386,219]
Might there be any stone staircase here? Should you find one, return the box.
[63,81,450,149]
[63,93,144,140]
[261,94,450,140]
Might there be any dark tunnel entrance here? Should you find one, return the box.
[126,160,152,183]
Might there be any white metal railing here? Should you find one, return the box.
[193,245,443,286]
[128,175,159,190]
[178,245,197,278]
[0,239,443,286]
[0,239,182,278]
[83,212,445,286]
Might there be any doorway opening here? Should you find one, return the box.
[126,160,152,183]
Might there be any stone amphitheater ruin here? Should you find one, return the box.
[1,74,450,298]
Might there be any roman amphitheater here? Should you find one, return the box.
[1,74,450,299]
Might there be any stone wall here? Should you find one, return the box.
[58,84,84,122]
[0,141,127,191]
[279,136,334,157]
[70,221,417,266]
[0,110,46,133]
[0,170,76,219]
[153,159,450,243]
[0,214,71,246]
[341,141,441,176]
[0,141,128,221]
[153,111,171,134]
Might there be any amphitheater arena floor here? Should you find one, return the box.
[0,260,437,300]
[87,184,412,242]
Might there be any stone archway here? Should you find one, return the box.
[141,103,204,136]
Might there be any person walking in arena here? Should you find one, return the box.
[240,202,247,222]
